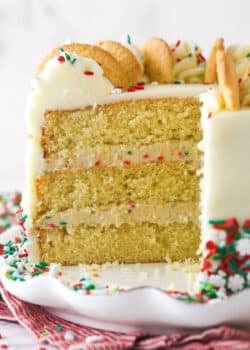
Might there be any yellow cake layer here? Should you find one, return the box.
[41,98,202,159]
[38,222,201,265]
[34,162,200,220]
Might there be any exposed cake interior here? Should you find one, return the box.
[32,96,203,264]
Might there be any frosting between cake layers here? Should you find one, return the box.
[37,203,199,229]
[44,141,200,171]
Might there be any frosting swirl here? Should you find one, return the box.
[171,41,205,83]
[227,44,250,78]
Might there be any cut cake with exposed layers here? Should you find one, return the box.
[23,37,250,276]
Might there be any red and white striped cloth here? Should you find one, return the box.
[0,283,249,350]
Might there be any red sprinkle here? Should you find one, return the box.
[157,155,164,161]
[175,40,181,48]
[57,55,65,63]
[178,151,183,157]
[197,53,206,64]
[124,160,131,166]
[48,223,56,228]
[85,290,91,295]
[39,347,47,350]
[130,203,136,209]
[238,78,242,85]
[243,219,250,229]
[15,237,22,243]
[95,160,101,166]
[208,112,212,119]
[201,259,212,272]
[84,70,94,76]
[127,87,136,92]
[143,154,150,159]
[134,84,144,90]
[1,345,8,349]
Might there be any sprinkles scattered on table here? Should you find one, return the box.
[0,193,249,302]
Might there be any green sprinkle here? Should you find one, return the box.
[127,34,131,45]
[35,261,48,270]
[45,215,52,220]
[188,53,192,57]
[40,331,49,337]
[59,221,67,225]
[194,46,199,51]
[243,226,250,233]
[209,219,226,225]
[71,58,77,64]
[246,52,250,58]
[234,232,242,240]
[5,272,16,280]
[18,214,27,221]
[127,208,132,214]
[184,150,189,157]
[59,48,65,53]
[85,283,95,291]
[65,52,71,61]
[32,271,42,276]
[127,150,133,155]
[80,277,86,281]
[174,80,182,84]
[55,325,63,331]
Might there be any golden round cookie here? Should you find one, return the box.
[142,38,173,83]
[36,43,128,88]
[216,49,240,110]
[97,40,143,85]
[205,38,224,83]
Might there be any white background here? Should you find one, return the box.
[0,0,249,191]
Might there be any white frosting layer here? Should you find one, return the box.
[202,107,250,242]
